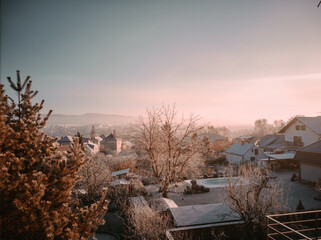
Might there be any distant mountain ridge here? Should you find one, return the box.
[44,113,137,126]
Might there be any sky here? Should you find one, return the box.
[1,0,321,127]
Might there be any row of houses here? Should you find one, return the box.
[57,130,124,156]
[224,116,321,183]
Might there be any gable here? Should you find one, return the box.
[279,117,321,135]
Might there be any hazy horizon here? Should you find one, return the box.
[2,0,321,126]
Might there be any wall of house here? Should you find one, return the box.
[243,146,266,162]
[100,140,122,154]
[117,140,122,152]
[226,153,243,164]
[285,120,320,147]
[300,163,321,182]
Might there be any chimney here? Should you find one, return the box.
[113,129,116,136]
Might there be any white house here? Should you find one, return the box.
[100,132,122,155]
[225,143,266,164]
[279,116,321,151]
[294,140,321,183]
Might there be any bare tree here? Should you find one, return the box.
[224,164,287,235]
[75,153,111,204]
[131,105,204,197]
[254,118,270,138]
[125,206,171,240]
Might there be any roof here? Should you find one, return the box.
[110,179,130,186]
[279,116,321,135]
[294,140,321,165]
[225,143,253,156]
[57,136,73,143]
[266,153,295,160]
[200,133,226,143]
[102,133,120,142]
[298,140,321,154]
[111,168,130,177]
[169,203,241,227]
[235,136,254,139]
[258,135,285,150]
[87,143,97,150]
[148,198,178,212]
[94,136,103,141]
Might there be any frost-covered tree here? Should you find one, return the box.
[132,105,204,197]
[224,165,286,237]
[75,153,111,205]
[0,71,108,240]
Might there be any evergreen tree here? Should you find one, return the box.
[0,71,108,239]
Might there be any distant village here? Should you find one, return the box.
[54,115,321,239]
[56,116,321,183]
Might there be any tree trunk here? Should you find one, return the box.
[161,181,169,198]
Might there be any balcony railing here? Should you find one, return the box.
[266,210,321,240]
[285,141,304,148]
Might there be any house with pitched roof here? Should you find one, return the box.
[57,136,73,146]
[200,133,230,152]
[294,140,321,183]
[100,131,122,155]
[225,143,266,164]
[279,116,321,151]
[257,134,285,152]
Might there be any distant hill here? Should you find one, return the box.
[44,113,137,126]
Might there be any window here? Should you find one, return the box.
[296,125,306,131]
[255,149,258,155]
[293,136,302,143]
[250,157,255,161]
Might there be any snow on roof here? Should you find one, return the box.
[225,143,253,156]
[235,136,254,139]
[111,168,130,177]
[266,153,296,160]
[169,203,241,227]
[94,136,103,141]
[110,179,130,186]
[148,198,178,212]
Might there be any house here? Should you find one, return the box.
[57,136,73,146]
[233,136,257,144]
[257,134,285,152]
[167,203,244,239]
[258,152,296,171]
[200,133,230,152]
[294,140,321,183]
[279,116,321,151]
[169,203,241,228]
[100,131,122,155]
[225,143,266,164]
[85,142,99,156]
